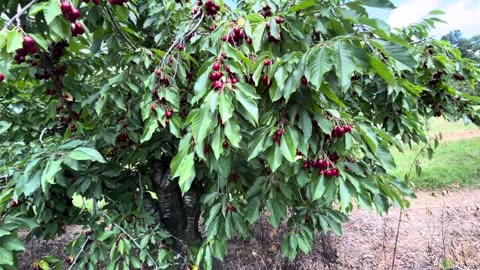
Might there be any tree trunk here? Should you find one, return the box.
[144,159,224,269]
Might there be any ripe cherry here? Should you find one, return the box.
[276,129,284,136]
[301,75,308,86]
[155,69,162,77]
[69,8,81,22]
[0,73,4,82]
[60,1,72,14]
[23,36,35,48]
[213,62,221,71]
[177,43,184,51]
[212,80,223,90]
[222,141,229,148]
[166,109,173,119]
[324,169,334,177]
[264,59,271,66]
[262,75,269,85]
[151,103,157,112]
[246,37,252,44]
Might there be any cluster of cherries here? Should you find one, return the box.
[60,1,85,37]
[155,69,170,85]
[13,36,36,64]
[260,5,272,17]
[151,101,174,125]
[221,26,249,46]
[272,128,284,145]
[203,0,220,18]
[303,158,340,177]
[261,59,271,86]
[209,58,238,91]
[331,124,353,138]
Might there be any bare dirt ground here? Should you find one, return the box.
[224,189,480,270]
[432,129,480,142]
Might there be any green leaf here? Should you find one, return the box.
[224,118,242,148]
[211,126,224,160]
[50,17,71,40]
[171,144,190,177]
[44,0,62,24]
[0,121,12,134]
[333,41,356,92]
[234,82,259,124]
[0,247,14,266]
[1,236,25,252]
[375,145,396,171]
[247,128,269,160]
[267,145,283,172]
[68,147,106,163]
[339,178,350,212]
[175,152,196,194]
[191,106,216,145]
[218,92,234,123]
[6,30,23,53]
[357,123,378,153]
[309,47,333,90]
[370,56,395,86]
[312,175,326,201]
[41,158,63,190]
[287,0,317,12]
[140,117,158,143]
[252,22,267,53]
[192,69,211,104]
[370,40,417,71]
[280,126,299,162]
[283,62,303,100]
[298,111,312,144]
[29,2,48,15]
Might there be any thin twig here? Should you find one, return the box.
[102,213,159,269]
[157,11,205,76]
[103,6,137,50]
[39,127,49,145]
[2,0,37,31]
[68,237,90,270]
[390,209,403,269]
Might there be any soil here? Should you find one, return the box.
[431,129,480,142]
[224,189,480,270]
[18,130,480,270]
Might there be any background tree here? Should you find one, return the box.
[1,0,479,269]
[442,30,480,62]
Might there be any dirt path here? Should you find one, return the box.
[433,129,480,142]
[223,189,480,270]
[335,189,480,269]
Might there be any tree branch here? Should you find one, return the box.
[104,6,137,50]
[2,0,37,31]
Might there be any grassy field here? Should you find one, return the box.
[391,119,480,190]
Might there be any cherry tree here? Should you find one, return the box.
[0,0,479,269]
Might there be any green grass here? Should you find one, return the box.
[389,119,480,190]
[425,117,479,135]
